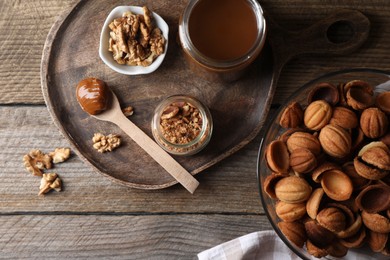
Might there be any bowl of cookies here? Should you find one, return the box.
[258,68,390,259]
[99,6,169,75]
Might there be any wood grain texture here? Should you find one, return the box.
[1,0,390,105]
[260,0,390,103]
[1,1,389,258]
[0,106,265,214]
[0,214,272,259]
[92,94,200,193]
[41,0,277,189]
[0,0,77,104]
[40,1,372,190]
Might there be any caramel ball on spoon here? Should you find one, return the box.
[76,78,111,115]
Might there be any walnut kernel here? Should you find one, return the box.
[23,149,52,176]
[38,173,62,196]
[92,133,121,153]
[122,106,134,117]
[49,148,71,164]
[108,6,166,67]
[159,102,202,145]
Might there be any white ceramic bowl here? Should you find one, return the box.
[99,6,169,75]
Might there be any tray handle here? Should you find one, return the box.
[267,9,370,67]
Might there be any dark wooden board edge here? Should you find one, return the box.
[40,0,279,190]
[41,1,369,189]
[39,0,162,189]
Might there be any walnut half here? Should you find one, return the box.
[92,133,121,153]
[38,173,62,196]
[23,149,52,176]
[49,148,71,164]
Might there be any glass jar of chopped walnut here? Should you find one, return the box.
[151,95,213,156]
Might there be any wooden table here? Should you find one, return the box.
[1,0,389,258]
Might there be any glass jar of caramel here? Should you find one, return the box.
[178,0,267,81]
[151,95,213,156]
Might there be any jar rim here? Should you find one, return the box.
[179,0,267,69]
[152,95,213,155]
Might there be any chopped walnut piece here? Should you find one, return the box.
[135,43,149,61]
[116,23,130,54]
[150,28,165,56]
[125,38,139,65]
[161,105,179,120]
[108,37,115,52]
[49,148,71,164]
[139,52,156,67]
[159,102,203,144]
[122,106,134,117]
[139,22,150,48]
[108,6,165,67]
[112,43,126,64]
[123,11,140,38]
[92,133,105,143]
[38,173,62,196]
[92,133,121,153]
[23,149,52,177]
[143,6,154,31]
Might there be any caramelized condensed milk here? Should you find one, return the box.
[179,0,266,81]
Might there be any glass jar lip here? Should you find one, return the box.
[152,95,213,155]
[179,0,267,69]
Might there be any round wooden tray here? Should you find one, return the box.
[41,0,369,189]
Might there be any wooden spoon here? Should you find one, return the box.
[89,89,199,194]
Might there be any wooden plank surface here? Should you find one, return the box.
[1,0,390,105]
[262,0,390,103]
[1,106,264,214]
[0,215,272,259]
[0,0,77,104]
[40,0,277,190]
[1,0,390,258]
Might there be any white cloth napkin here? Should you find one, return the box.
[197,230,386,260]
[197,230,301,260]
